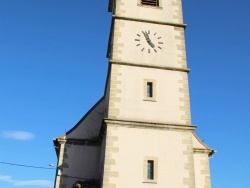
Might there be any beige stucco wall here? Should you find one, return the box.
[114,0,184,24]
[54,137,67,188]
[193,153,212,188]
[111,19,187,70]
[107,64,191,125]
[103,124,195,188]
[192,133,212,188]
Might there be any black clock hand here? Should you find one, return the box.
[143,31,153,45]
[142,31,148,40]
[149,41,155,48]
[144,31,149,39]
[145,32,152,44]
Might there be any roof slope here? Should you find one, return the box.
[66,97,105,140]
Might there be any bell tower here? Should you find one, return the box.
[53,1,214,188]
[105,0,190,125]
[102,0,213,187]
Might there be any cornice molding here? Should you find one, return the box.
[104,118,196,131]
[112,15,187,28]
[109,59,190,73]
[193,148,215,157]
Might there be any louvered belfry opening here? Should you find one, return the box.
[141,0,159,6]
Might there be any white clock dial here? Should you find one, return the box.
[135,30,163,53]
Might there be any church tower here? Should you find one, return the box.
[102,0,213,187]
[53,0,214,188]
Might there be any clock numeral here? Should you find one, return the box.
[148,30,150,34]
[158,37,161,39]
[154,49,157,53]
[137,34,141,37]
[148,49,150,53]
[158,42,163,44]
[141,48,145,51]
[137,44,141,46]
[158,46,162,49]
[135,39,140,41]
[154,32,157,36]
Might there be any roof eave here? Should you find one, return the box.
[108,0,114,12]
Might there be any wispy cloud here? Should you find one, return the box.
[0,175,12,182]
[0,175,53,187]
[14,180,53,187]
[0,131,35,141]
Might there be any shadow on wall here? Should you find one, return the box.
[72,180,99,188]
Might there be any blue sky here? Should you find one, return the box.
[0,0,250,188]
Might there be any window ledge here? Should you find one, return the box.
[142,180,157,184]
[143,98,156,102]
[137,4,163,10]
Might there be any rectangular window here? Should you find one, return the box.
[143,157,158,183]
[147,160,154,180]
[144,79,156,101]
[147,82,153,98]
[141,0,159,7]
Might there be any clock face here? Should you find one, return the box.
[135,30,163,53]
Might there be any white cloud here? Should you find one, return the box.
[14,180,53,187]
[0,131,35,141]
[0,175,13,182]
[0,175,53,187]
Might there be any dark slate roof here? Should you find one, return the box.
[66,97,105,140]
